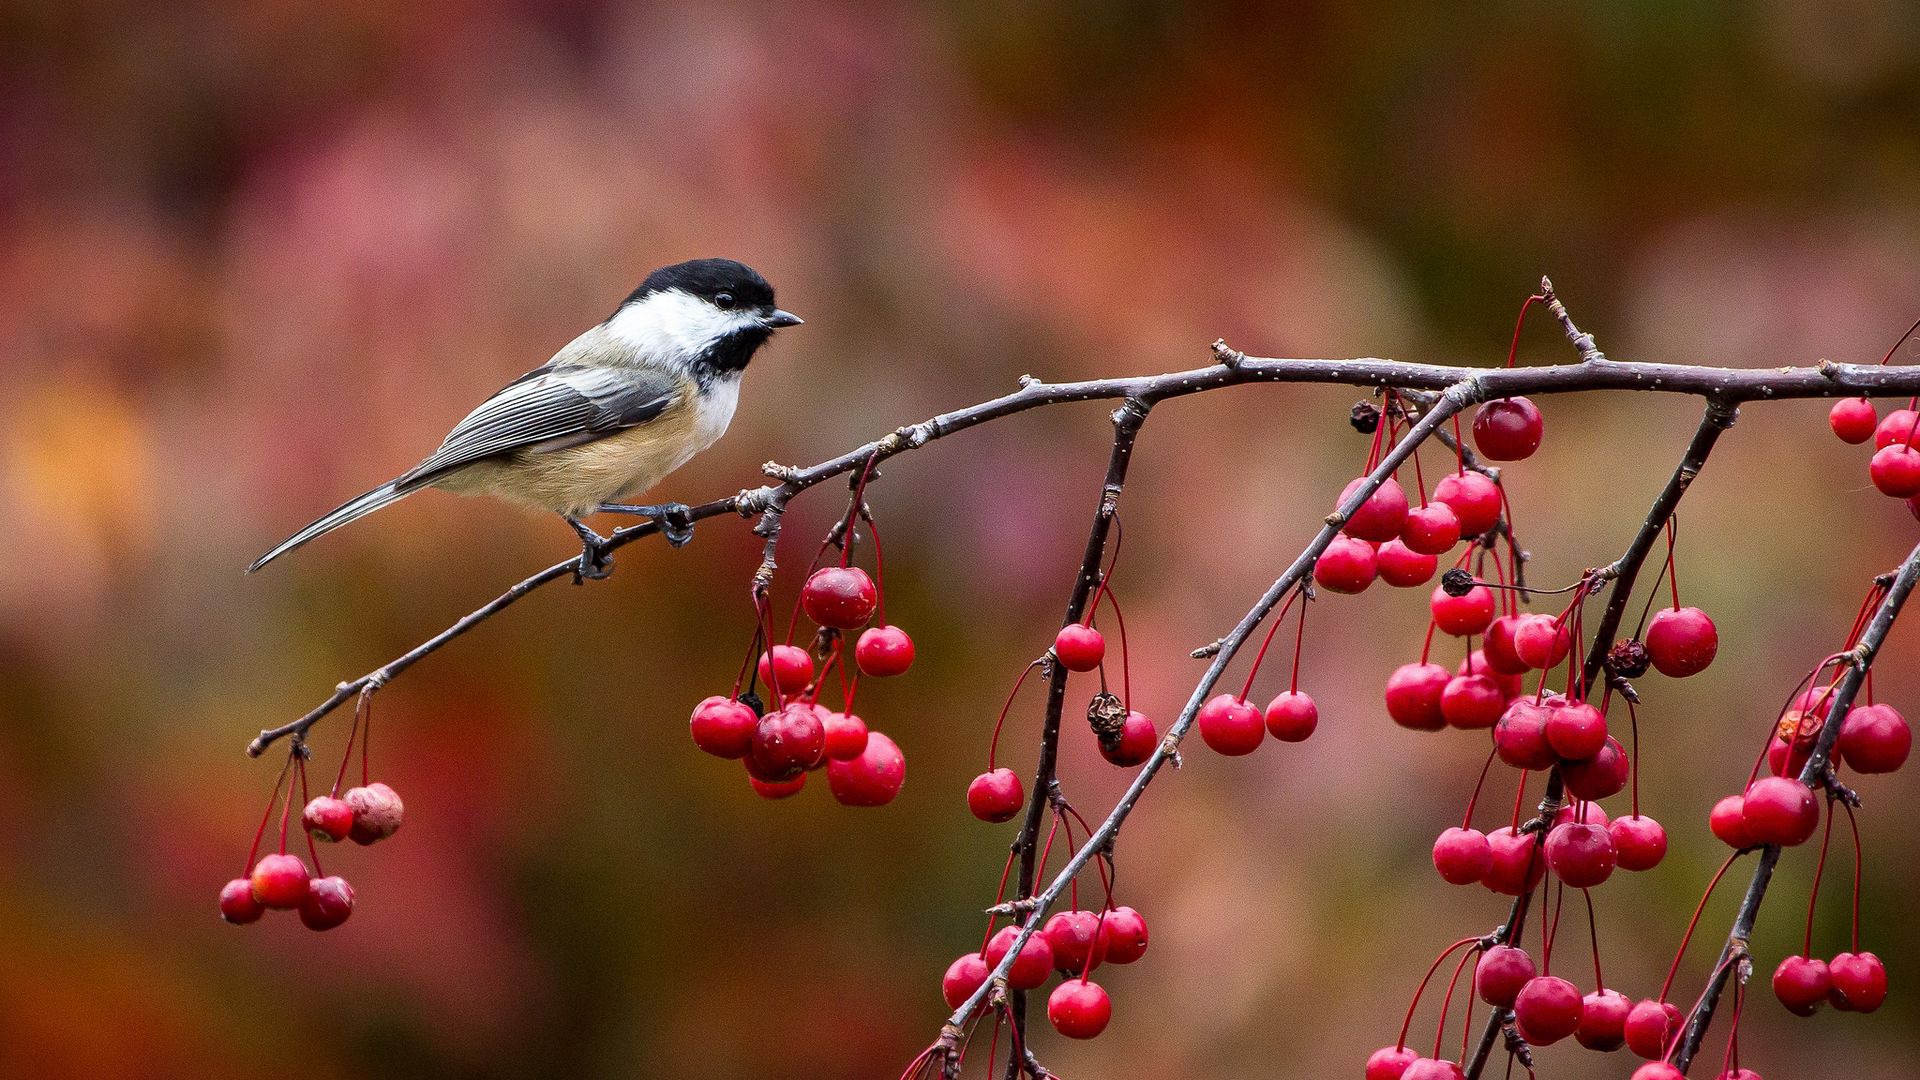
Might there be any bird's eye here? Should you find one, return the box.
[714,292,736,310]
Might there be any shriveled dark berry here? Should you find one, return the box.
[1351,401,1381,434]
[1440,568,1477,598]
[1606,638,1649,678]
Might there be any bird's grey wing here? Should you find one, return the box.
[396,364,682,489]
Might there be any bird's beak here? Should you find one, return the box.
[763,309,803,329]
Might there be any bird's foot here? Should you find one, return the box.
[564,516,615,583]
[598,502,695,548]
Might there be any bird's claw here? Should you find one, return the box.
[573,538,614,583]
[658,503,694,547]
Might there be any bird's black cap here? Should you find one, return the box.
[625,258,777,311]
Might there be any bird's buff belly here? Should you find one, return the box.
[433,423,702,516]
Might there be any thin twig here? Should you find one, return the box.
[1002,398,1150,1074]
[1669,541,1920,1070]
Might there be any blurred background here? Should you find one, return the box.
[2,1,1919,1077]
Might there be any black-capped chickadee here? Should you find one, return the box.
[249,258,800,578]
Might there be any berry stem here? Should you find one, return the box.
[1842,799,1864,953]
[1396,937,1483,1050]
[1461,748,1497,830]
[1658,850,1741,1002]
[1435,943,1478,1059]
[1582,887,1605,990]
[1803,797,1835,957]
[243,753,295,874]
[986,660,1044,771]
[1504,293,1546,369]
[1288,589,1309,694]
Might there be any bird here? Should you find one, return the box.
[248,258,801,580]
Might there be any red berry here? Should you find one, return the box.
[1430,584,1495,637]
[747,703,827,781]
[1384,662,1450,731]
[826,730,904,806]
[820,710,871,761]
[1545,701,1608,760]
[1512,613,1571,670]
[967,768,1024,822]
[1483,827,1546,896]
[942,952,989,1009]
[1828,951,1888,1012]
[1767,724,1815,779]
[1401,503,1462,555]
[1719,1070,1762,1080]
[1197,693,1265,755]
[1433,471,1503,537]
[1871,443,1920,497]
[1366,1046,1421,1080]
[1830,397,1877,443]
[1100,710,1158,766]
[1575,987,1631,1051]
[1742,776,1819,846]
[1099,905,1149,963]
[1474,944,1536,1007]
[1441,674,1505,729]
[1624,998,1681,1060]
[854,625,915,677]
[1544,821,1616,888]
[1874,408,1919,447]
[1432,826,1492,885]
[1494,698,1557,770]
[1772,954,1830,1016]
[1046,979,1111,1039]
[985,925,1054,990]
[1513,975,1583,1045]
[302,795,354,843]
[1838,703,1910,773]
[689,696,759,759]
[249,853,311,910]
[758,645,814,694]
[298,875,355,931]
[343,782,403,845]
[801,565,878,629]
[1561,736,1629,801]
[1472,397,1544,461]
[1483,615,1531,675]
[219,878,265,925]
[1314,535,1379,593]
[1376,539,1438,587]
[1401,1060,1465,1080]
[1645,606,1717,677]
[748,771,806,799]
[1340,476,1410,543]
[1043,910,1108,973]
[1263,690,1318,742]
[1632,1065,1685,1080]
[1054,624,1106,671]
[1609,815,1668,872]
[1709,794,1754,848]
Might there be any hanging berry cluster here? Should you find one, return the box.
[219,693,402,931]
[687,458,913,806]
[1359,303,1915,1080]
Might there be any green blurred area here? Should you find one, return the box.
[0,1,1918,1077]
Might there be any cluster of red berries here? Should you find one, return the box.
[688,558,913,806]
[1830,399,1920,513]
[940,905,1151,1040]
[220,741,401,932]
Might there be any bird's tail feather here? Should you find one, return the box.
[247,480,414,573]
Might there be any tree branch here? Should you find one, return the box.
[1668,541,1920,1071]
[251,350,1920,755]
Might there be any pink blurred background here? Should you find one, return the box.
[1,2,1917,1077]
